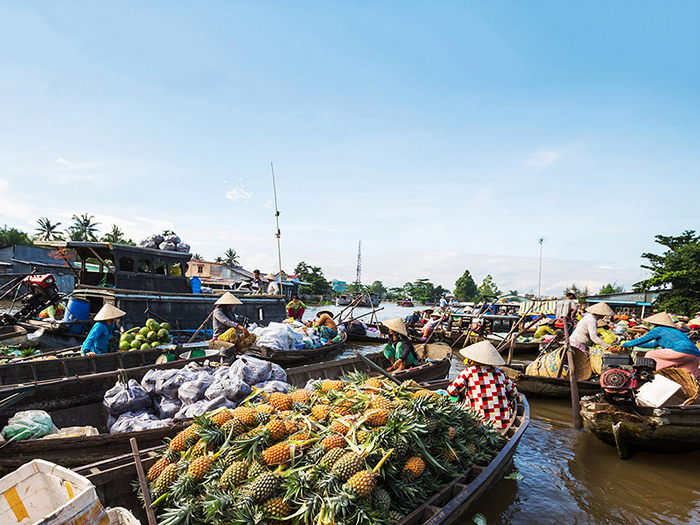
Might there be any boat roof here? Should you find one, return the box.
[38,241,192,262]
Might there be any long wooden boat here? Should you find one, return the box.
[248,332,347,365]
[580,394,700,459]
[73,393,529,525]
[486,334,541,353]
[0,349,451,468]
[503,364,600,399]
[343,322,389,344]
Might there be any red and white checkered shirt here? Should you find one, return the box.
[447,365,517,429]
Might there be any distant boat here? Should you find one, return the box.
[397,299,414,308]
[335,292,381,308]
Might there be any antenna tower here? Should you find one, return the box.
[355,241,362,285]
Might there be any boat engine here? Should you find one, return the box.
[599,353,656,401]
[0,274,62,326]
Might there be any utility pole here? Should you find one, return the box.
[271,163,283,289]
[537,238,544,300]
[355,241,362,286]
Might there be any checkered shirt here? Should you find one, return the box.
[447,365,517,429]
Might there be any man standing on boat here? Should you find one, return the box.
[81,304,126,356]
[251,269,265,294]
[555,291,578,326]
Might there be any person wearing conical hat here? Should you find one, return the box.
[569,302,615,353]
[621,311,700,376]
[81,304,126,356]
[380,318,418,372]
[446,341,517,430]
[213,292,256,353]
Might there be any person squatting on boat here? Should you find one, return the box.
[619,311,700,377]
[286,295,306,321]
[422,311,442,340]
[447,340,517,430]
[569,302,615,353]
[212,292,256,353]
[81,304,126,356]
[533,318,556,340]
[380,318,418,372]
[308,310,338,340]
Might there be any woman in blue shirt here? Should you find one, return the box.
[81,304,126,356]
[621,311,700,377]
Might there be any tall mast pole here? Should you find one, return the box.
[271,163,283,288]
[355,240,362,285]
[537,238,544,300]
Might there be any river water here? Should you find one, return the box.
[308,303,700,525]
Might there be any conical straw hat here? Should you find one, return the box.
[586,302,614,316]
[94,304,126,322]
[381,318,408,337]
[215,291,243,306]
[264,273,276,280]
[643,311,676,328]
[458,340,505,366]
[688,317,700,327]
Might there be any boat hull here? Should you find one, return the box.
[503,365,600,399]
[248,332,347,365]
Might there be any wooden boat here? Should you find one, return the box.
[502,364,600,399]
[248,332,347,365]
[0,348,451,468]
[486,333,541,353]
[344,322,389,344]
[397,300,414,307]
[335,292,381,308]
[73,392,529,525]
[0,325,31,348]
[580,394,700,459]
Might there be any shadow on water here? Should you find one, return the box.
[305,305,700,524]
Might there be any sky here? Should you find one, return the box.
[0,1,698,296]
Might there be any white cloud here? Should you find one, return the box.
[225,187,254,203]
[526,151,562,171]
[600,265,613,269]
[262,200,273,209]
[55,158,71,166]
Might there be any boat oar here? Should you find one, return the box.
[130,437,157,525]
[353,349,402,385]
[188,310,215,344]
[343,307,385,325]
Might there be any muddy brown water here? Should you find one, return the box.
[311,305,700,525]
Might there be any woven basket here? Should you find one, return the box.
[657,367,699,405]
[525,346,592,381]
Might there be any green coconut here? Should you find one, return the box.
[157,328,170,341]
[119,341,131,351]
[130,340,141,350]
[147,331,159,342]
[135,334,145,343]
[146,319,160,332]
[139,327,150,337]
[140,342,152,350]
[160,322,171,332]
[121,333,135,344]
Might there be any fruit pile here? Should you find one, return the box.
[143,373,504,525]
[120,318,172,351]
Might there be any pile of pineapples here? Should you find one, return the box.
[143,372,504,525]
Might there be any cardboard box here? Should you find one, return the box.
[636,375,687,408]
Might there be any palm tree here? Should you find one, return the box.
[34,217,63,241]
[214,256,224,263]
[68,213,100,241]
[223,248,240,267]
[101,224,126,244]
[192,253,203,260]
[0,226,33,248]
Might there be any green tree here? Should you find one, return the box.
[0,225,33,248]
[454,270,479,302]
[222,248,240,267]
[214,256,224,263]
[367,280,387,298]
[68,213,100,241]
[345,282,366,294]
[34,217,63,241]
[294,261,331,296]
[386,287,405,301]
[477,274,502,299]
[634,230,700,316]
[599,282,625,295]
[192,253,203,260]
[101,224,126,244]
[564,283,590,301]
[404,279,436,304]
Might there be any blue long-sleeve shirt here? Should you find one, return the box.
[81,321,116,355]
[621,326,700,357]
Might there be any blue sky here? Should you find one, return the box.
[1,1,698,295]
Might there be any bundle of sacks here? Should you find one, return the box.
[103,356,289,434]
[138,233,190,253]
[252,320,340,352]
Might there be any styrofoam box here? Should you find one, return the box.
[636,375,687,408]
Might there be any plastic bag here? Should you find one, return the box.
[174,396,235,421]
[178,374,215,406]
[109,411,172,434]
[1,410,57,441]
[254,380,290,394]
[42,426,99,439]
[155,368,199,399]
[213,365,231,381]
[229,355,272,385]
[141,369,159,397]
[268,362,287,382]
[205,378,250,403]
[159,242,177,252]
[176,242,190,253]
[253,322,292,352]
[164,234,181,245]
[158,396,183,419]
[103,379,152,417]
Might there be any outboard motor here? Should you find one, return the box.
[0,274,62,326]
[599,353,656,401]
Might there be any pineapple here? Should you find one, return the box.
[256,403,277,415]
[361,377,383,390]
[248,459,267,477]
[345,470,376,497]
[442,447,457,463]
[262,442,291,465]
[169,428,191,452]
[163,448,179,463]
[284,420,300,435]
[211,409,233,427]
[320,433,346,451]
[255,410,271,425]
[389,510,405,523]
[319,447,346,469]
[188,438,208,459]
[154,463,179,494]
[288,429,312,442]
[331,451,364,481]
[244,472,279,503]
[321,380,345,393]
[425,416,438,434]
[290,388,312,404]
[232,406,257,427]
[447,426,456,441]
[413,389,438,400]
[269,392,293,411]
[311,404,332,421]
[219,460,249,489]
[364,409,388,427]
[328,419,350,435]
[466,442,477,455]
[372,487,391,509]
[221,417,248,439]
[188,455,212,480]
[331,400,354,416]
[147,457,170,482]
[262,496,291,524]
[356,429,370,445]
[370,394,392,411]
[401,457,425,482]
[265,419,288,441]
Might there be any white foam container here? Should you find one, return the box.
[0,459,109,525]
[636,375,687,408]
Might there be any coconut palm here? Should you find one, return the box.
[0,226,33,248]
[101,224,126,244]
[192,253,203,260]
[214,256,224,263]
[68,213,100,242]
[223,248,240,267]
[34,217,63,241]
